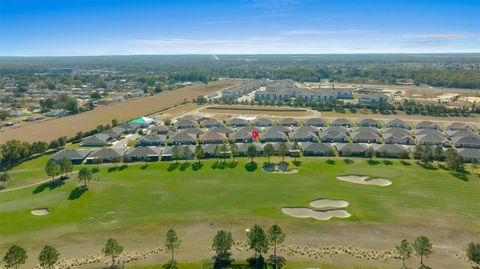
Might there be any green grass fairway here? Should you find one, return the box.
[0,157,479,267]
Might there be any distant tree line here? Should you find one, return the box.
[1,54,478,89]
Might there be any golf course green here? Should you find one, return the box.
[0,155,479,268]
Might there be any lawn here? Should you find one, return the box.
[0,156,479,268]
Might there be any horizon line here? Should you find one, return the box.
[1,52,480,58]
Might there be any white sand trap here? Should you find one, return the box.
[282,208,351,221]
[336,175,392,186]
[309,199,349,209]
[31,208,49,216]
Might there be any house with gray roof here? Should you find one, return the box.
[320,126,349,143]
[201,118,223,128]
[262,129,288,142]
[337,143,368,156]
[161,145,196,161]
[304,117,327,127]
[137,133,166,146]
[102,126,126,139]
[266,125,290,135]
[445,129,475,138]
[201,132,226,144]
[279,118,298,127]
[125,147,161,162]
[414,128,443,136]
[236,142,264,156]
[175,119,197,129]
[382,128,414,145]
[456,148,480,162]
[331,118,353,128]
[203,144,221,157]
[209,126,234,135]
[170,133,196,145]
[351,131,381,144]
[233,130,255,143]
[151,125,171,135]
[386,118,410,129]
[417,133,449,146]
[51,149,92,164]
[181,127,205,137]
[301,142,334,156]
[86,148,127,163]
[291,128,317,142]
[357,118,382,128]
[453,135,480,149]
[415,121,441,130]
[446,122,471,131]
[374,144,409,158]
[81,133,111,147]
[122,122,144,132]
[227,118,248,127]
[237,126,261,134]
[253,118,274,127]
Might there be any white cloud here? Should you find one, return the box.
[407,33,471,41]
[130,38,243,46]
[281,29,373,35]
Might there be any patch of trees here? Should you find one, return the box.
[40,93,79,114]
[0,137,66,171]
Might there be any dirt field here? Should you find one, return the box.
[0,80,240,143]
[194,105,318,121]
[151,103,204,120]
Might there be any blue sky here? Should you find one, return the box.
[1,0,479,56]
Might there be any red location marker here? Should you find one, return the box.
[251,130,259,140]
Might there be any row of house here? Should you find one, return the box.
[80,121,149,146]
[51,142,480,164]
[136,123,480,149]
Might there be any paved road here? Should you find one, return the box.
[0,171,79,193]
[111,134,139,148]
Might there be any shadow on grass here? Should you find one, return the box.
[382,160,393,165]
[229,161,238,168]
[244,162,258,172]
[292,160,302,167]
[118,164,129,171]
[140,164,149,170]
[367,159,380,165]
[212,162,229,170]
[326,159,335,165]
[418,162,437,170]
[400,160,411,166]
[68,186,88,200]
[179,162,190,171]
[107,167,118,173]
[343,158,354,164]
[167,163,179,172]
[192,162,204,171]
[33,177,66,194]
[450,169,470,182]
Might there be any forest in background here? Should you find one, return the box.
[1,54,479,89]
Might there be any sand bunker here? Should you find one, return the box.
[282,208,351,221]
[336,175,392,186]
[31,208,50,216]
[309,199,349,209]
